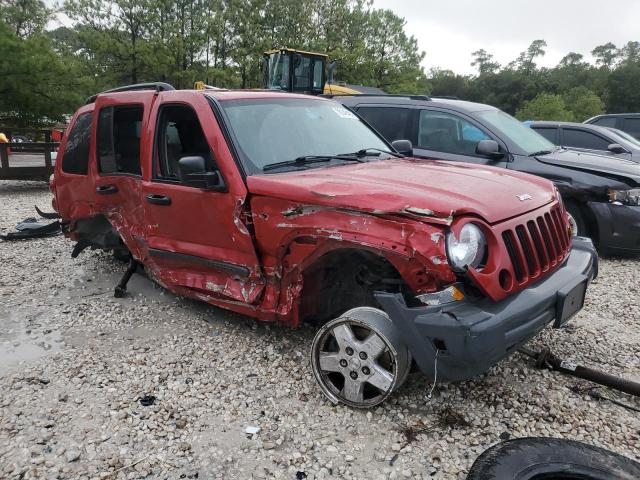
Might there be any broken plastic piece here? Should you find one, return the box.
[0,220,61,241]
[35,205,61,219]
[245,426,260,435]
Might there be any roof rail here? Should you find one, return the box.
[430,95,460,100]
[321,93,431,101]
[85,82,176,104]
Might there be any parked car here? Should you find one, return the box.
[336,94,640,255]
[585,113,640,140]
[52,83,597,408]
[528,120,640,162]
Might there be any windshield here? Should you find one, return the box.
[477,110,556,155]
[610,128,640,147]
[220,98,391,174]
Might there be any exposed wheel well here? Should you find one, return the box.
[72,215,130,258]
[298,249,408,325]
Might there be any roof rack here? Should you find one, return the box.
[430,95,461,100]
[85,82,176,104]
[321,93,431,101]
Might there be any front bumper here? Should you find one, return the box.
[375,237,598,382]
[588,202,640,254]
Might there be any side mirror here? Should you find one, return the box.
[607,143,626,154]
[178,156,221,189]
[476,139,503,158]
[391,139,413,156]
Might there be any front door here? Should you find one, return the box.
[140,93,264,305]
[412,109,509,167]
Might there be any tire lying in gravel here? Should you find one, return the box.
[467,437,640,480]
[310,307,411,409]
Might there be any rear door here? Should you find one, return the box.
[140,92,264,304]
[92,92,156,257]
[53,105,94,219]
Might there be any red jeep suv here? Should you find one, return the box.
[51,83,598,408]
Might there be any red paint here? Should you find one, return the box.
[53,89,570,326]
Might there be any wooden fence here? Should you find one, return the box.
[0,128,61,181]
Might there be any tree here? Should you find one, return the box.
[513,39,547,74]
[515,93,573,121]
[471,49,499,75]
[591,42,618,69]
[0,21,86,126]
[562,87,604,122]
[0,0,51,38]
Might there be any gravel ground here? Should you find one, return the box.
[1,180,639,480]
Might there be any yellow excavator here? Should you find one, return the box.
[262,48,385,95]
[195,48,384,95]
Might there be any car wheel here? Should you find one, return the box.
[466,437,640,480]
[310,307,411,408]
[565,202,587,237]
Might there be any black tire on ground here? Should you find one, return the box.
[467,437,640,480]
[565,201,588,238]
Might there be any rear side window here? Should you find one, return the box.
[591,116,617,128]
[563,129,610,151]
[532,127,558,144]
[97,105,143,175]
[623,118,640,139]
[357,106,413,143]
[61,112,92,175]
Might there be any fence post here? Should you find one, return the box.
[44,131,52,170]
[0,144,9,175]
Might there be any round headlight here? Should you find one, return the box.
[446,223,487,272]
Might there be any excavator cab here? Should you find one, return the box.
[263,48,327,95]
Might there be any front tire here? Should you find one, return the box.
[310,307,411,408]
[565,201,587,238]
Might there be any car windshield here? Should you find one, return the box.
[610,128,640,147]
[220,98,392,173]
[477,110,557,156]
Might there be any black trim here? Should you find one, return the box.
[205,95,248,181]
[148,248,250,277]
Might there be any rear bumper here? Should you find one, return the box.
[375,237,598,382]
[588,202,640,254]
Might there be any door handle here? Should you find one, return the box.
[145,194,172,206]
[96,184,118,194]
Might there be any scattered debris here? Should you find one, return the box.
[139,395,156,407]
[35,205,61,219]
[438,405,470,428]
[1,218,60,241]
[245,426,261,435]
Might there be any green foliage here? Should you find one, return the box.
[3,0,640,128]
[0,21,88,126]
[562,87,604,121]
[0,0,51,38]
[516,93,574,121]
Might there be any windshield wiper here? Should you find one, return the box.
[528,150,554,157]
[342,148,404,158]
[262,154,365,172]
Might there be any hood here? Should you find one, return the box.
[537,149,640,185]
[247,158,556,225]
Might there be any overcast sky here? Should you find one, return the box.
[374,0,640,74]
